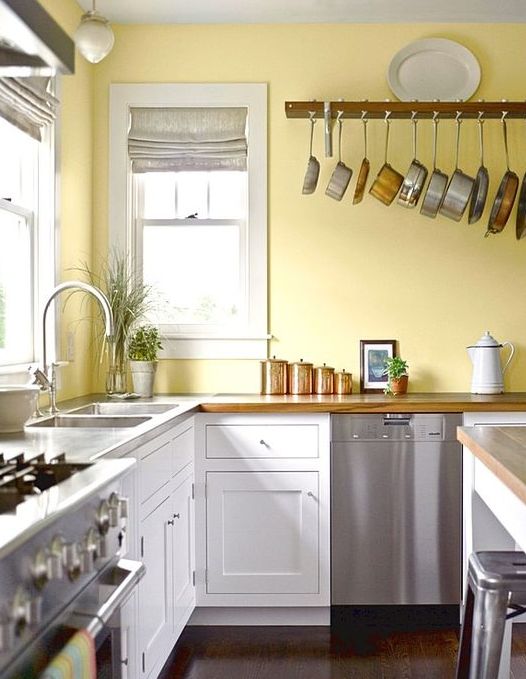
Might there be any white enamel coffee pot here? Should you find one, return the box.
[467,331,515,394]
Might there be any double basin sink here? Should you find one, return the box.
[27,402,179,429]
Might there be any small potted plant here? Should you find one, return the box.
[384,356,409,395]
[127,325,163,397]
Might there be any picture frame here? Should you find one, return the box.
[360,339,396,393]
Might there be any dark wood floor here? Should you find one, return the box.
[160,624,526,679]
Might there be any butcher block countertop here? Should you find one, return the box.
[458,425,526,505]
[199,392,526,413]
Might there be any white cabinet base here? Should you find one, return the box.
[188,606,330,626]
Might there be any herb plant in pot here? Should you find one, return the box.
[384,357,409,395]
[128,325,163,398]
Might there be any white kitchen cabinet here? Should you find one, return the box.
[171,470,195,638]
[194,413,330,610]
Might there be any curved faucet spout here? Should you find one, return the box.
[42,280,114,374]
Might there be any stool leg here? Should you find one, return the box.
[456,584,475,679]
[468,585,509,679]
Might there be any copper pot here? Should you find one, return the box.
[260,357,288,395]
[288,360,313,394]
[334,370,353,395]
[369,115,404,206]
[313,363,335,394]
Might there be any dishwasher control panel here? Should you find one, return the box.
[331,413,461,442]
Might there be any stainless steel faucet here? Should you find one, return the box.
[36,280,114,414]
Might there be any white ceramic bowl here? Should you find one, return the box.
[0,385,40,433]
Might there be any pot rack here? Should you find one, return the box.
[285,100,526,120]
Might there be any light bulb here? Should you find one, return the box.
[74,11,115,64]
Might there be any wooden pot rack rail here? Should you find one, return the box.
[285,101,526,120]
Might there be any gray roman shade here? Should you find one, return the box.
[128,106,248,173]
[0,76,57,141]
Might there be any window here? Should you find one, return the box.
[110,84,267,359]
[0,115,55,370]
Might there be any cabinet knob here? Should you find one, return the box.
[173,513,180,519]
[167,519,175,526]
[307,491,316,499]
[259,439,268,446]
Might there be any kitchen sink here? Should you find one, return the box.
[27,415,152,428]
[70,402,179,416]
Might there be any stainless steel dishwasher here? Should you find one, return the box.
[331,413,461,611]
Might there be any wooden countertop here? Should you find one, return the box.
[198,392,526,413]
[458,425,526,505]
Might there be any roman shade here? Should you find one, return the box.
[0,76,57,141]
[128,106,248,172]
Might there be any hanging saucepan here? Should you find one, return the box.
[353,111,370,205]
[326,111,353,201]
[468,113,489,225]
[302,111,320,195]
[516,119,526,240]
[486,112,519,237]
[369,112,404,206]
[420,112,448,219]
[398,111,428,208]
[439,112,475,222]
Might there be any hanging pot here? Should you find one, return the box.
[326,111,353,201]
[468,113,489,225]
[353,111,370,204]
[302,111,320,194]
[439,112,475,222]
[486,112,519,237]
[369,112,404,206]
[420,112,448,219]
[398,112,428,208]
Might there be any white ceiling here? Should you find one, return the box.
[81,0,526,24]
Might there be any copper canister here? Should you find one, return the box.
[334,369,353,395]
[313,363,335,394]
[287,359,313,394]
[260,356,288,395]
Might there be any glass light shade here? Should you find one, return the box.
[74,11,115,64]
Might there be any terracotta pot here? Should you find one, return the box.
[389,375,408,395]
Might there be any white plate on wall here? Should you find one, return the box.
[387,38,481,102]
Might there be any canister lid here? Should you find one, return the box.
[289,359,313,367]
[260,355,287,364]
[314,362,334,371]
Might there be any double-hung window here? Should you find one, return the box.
[0,78,56,372]
[110,84,267,359]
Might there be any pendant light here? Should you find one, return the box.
[74,0,115,64]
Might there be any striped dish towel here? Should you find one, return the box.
[39,629,96,679]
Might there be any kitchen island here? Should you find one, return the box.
[458,424,526,679]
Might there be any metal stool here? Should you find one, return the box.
[456,551,526,679]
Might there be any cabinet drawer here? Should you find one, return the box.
[173,425,194,476]
[140,439,172,504]
[205,424,319,459]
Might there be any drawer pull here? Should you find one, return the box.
[259,439,269,447]
[307,491,316,499]
[173,513,180,519]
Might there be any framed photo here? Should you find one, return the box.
[360,340,396,393]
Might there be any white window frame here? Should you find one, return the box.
[0,112,56,378]
[109,83,268,359]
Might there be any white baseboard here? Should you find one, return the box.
[188,606,330,626]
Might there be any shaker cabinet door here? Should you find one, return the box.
[171,473,195,636]
[206,471,319,595]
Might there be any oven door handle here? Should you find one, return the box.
[69,558,145,637]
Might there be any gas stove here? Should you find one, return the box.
[0,450,137,678]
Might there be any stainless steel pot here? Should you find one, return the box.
[260,356,288,395]
[353,112,370,205]
[420,113,448,219]
[398,113,428,208]
[468,114,489,225]
[439,113,475,222]
[486,113,518,237]
[516,173,526,240]
[302,111,320,194]
[369,113,404,206]
[326,111,353,201]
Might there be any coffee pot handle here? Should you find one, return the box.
[502,342,515,374]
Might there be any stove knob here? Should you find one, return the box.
[26,596,43,628]
[109,492,129,521]
[96,499,110,535]
[31,548,49,590]
[0,619,15,653]
[63,542,81,582]
[96,534,108,559]
[79,547,94,575]
[48,536,65,580]
[11,587,30,636]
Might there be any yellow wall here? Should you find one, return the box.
[35,18,526,395]
[37,0,95,398]
[89,23,526,394]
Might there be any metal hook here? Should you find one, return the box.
[384,110,392,124]
[455,110,463,124]
[501,110,509,123]
[361,110,368,122]
[410,110,418,122]
[308,110,317,124]
[336,110,344,124]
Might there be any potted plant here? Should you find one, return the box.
[383,356,409,395]
[127,325,163,397]
[75,251,153,394]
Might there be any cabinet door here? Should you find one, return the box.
[120,590,138,679]
[138,494,172,678]
[171,473,195,636]
[206,471,319,594]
